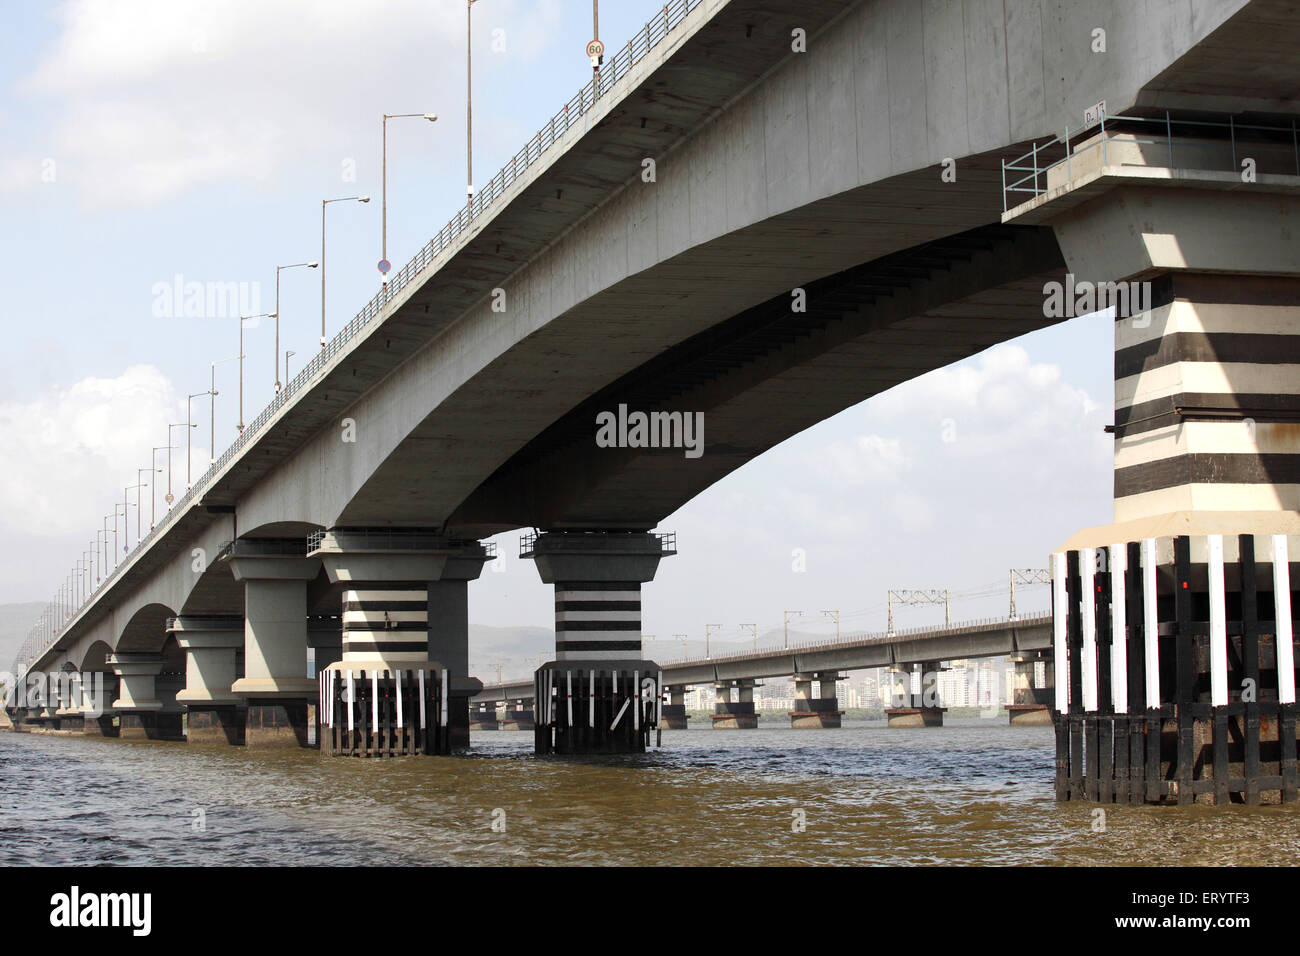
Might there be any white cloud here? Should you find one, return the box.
[0,365,200,539]
[7,0,567,206]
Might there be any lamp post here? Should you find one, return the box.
[134,470,154,543]
[102,518,112,576]
[380,114,437,275]
[168,423,192,507]
[120,493,132,556]
[150,447,170,529]
[126,482,145,551]
[285,350,295,384]
[185,392,208,488]
[274,264,317,393]
[321,195,369,345]
[210,355,238,452]
[467,0,478,201]
[236,314,273,430]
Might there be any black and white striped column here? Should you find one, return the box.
[341,586,428,664]
[554,582,642,661]
[523,531,675,754]
[1052,532,1298,805]
[1113,274,1300,522]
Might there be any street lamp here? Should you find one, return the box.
[467,0,479,201]
[274,264,317,393]
[321,195,369,345]
[150,447,170,529]
[380,114,437,276]
[126,481,145,551]
[167,423,192,507]
[285,350,295,384]
[236,314,273,430]
[185,391,209,488]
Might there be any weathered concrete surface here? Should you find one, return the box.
[886,707,946,728]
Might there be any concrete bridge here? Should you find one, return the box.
[471,612,1054,731]
[8,0,1299,771]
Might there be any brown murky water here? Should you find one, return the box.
[5,719,1300,865]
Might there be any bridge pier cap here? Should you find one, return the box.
[520,530,675,584]
[310,528,492,586]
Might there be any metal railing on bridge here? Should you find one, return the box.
[660,611,1051,667]
[11,0,704,684]
[1002,110,1300,213]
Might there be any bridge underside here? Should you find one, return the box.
[450,222,1066,533]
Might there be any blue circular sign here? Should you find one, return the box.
[377,259,391,275]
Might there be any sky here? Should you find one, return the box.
[0,0,1117,677]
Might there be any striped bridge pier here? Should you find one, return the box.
[311,530,491,756]
[523,530,675,754]
[1052,532,1296,804]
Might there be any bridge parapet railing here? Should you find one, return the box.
[15,0,707,681]
[518,529,677,557]
[670,612,1051,666]
[306,528,496,557]
[1002,111,1300,212]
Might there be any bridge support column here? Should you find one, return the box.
[886,662,945,727]
[501,698,534,731]
[171,616,246,746]
[470,701,500,731]
[1013,180,1300,803]
[227,544,322,749]
[109,652,183,740]
[53,672,85,734]
[525,531,673,754]
[660,685,688,729]
[311,530,490,756]
[790,671,843,728]
[81,672,117,737]
[1007,652,1053,727]
[711,679,758,729]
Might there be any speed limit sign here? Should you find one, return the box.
[586,38,604,59]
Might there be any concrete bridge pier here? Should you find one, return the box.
[712,678,759,729]
[469,701,500,731]
[171,616,246,745]
[525,531,672,754]
[790,671,843,728]
[52,671,85,734]
[501,699,534,731]
[312,531,490,753]
[660,685,688,729]
[81,672,118,737]
[109,652,183,740]
[1015,167,1300,803]
[885,663,946,728]
[1007,652,1053,727]
[226,544,322,748]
